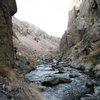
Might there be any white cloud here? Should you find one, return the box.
[15,0,72,37]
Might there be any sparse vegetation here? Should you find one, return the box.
[22,53,37,69]
[79,48,100,65]
[0,65,17,81]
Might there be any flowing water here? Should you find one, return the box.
[26,64,95,100]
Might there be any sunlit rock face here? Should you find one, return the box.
[60,0,100,75]
[60,0,100,56]
[0,0,17,66]
[12,17,60,60]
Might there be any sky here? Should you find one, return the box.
[15,0,72,37]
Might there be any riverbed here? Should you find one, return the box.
[26,64,100,100]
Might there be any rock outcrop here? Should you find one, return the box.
[60,0,100,77]
[0,1,43,100]
[0,0,17,67]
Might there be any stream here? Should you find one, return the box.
[26,63,100,100]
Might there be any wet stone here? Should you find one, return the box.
[41,77,72,87]
[69,73,79,78]
[81,97,100,100]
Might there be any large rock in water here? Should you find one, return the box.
[42,77,72,87]
[0,0,17,66]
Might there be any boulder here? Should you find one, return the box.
[95,71,100,79]
[41,77,72,87]
[94,64,100,72]
[69,73,79,78]
[85,81,95,93]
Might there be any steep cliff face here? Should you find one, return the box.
[0,0,17,66]
[60,0,100,76]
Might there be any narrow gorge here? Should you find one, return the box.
[0,0,100,100]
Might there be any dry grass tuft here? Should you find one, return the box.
[22,53,37,69]
[80,48,100,64]
[0,65,17,81]
[90,32,97,38]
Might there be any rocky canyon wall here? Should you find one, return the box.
[60,0,100,77]
[0,0,17,66]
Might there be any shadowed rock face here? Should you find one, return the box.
[0,0,17,66]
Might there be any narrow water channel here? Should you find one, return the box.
[26,64,97,100]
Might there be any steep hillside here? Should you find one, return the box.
[60,0,100,77]
[12,17,60,59]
